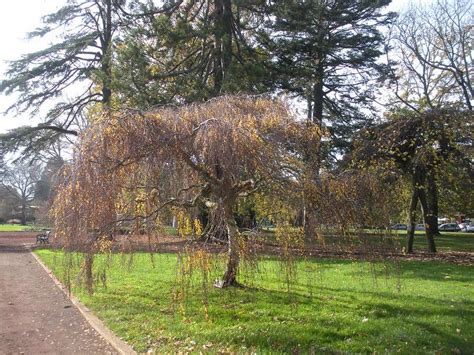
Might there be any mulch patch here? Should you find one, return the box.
[37,233,474,267]
[3,231,468,266]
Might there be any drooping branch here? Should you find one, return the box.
[51,95,313,289]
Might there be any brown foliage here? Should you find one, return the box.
[51,95,316,288]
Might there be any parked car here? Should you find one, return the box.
[390,223,407,230]
[466,225,474,233]
[438,223,461,232]
[415,224,425,231]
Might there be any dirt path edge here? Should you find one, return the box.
[30,251,136,355]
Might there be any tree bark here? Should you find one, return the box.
[213,0,224,94]
[411,164,437,253]
[20,201,27,225]
[101,0,113,106]
[212,0,233,95]
[304,198,318,242]
[84,252,94,295]
[222,200,240,287]
[303,61,325,242]
[303,145,322,242]
[406,185,418,253]
[426,171,440,236]
[222,0,233,74]
[418,186,437,253]
[312,61,324,126]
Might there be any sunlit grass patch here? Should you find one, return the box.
[0,224,33,232]
[35,250,474,353]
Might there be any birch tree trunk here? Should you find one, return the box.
[222,200,240,287]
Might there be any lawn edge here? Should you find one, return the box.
[31,250,136,355]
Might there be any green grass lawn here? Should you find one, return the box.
[0,224,34,232]
[398,232,474,252]
[36,250,473,353]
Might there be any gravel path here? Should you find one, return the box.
[0,232,117,354]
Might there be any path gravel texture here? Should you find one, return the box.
[0,232,117,354]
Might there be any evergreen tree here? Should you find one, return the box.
[264,0,394,157]
[258,0,394,240]
[114,0,270,108]
[0,0,127,156]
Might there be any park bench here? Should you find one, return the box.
[36,231,51,245]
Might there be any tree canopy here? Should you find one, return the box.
[51,95,317,287]
[353,108,473,252]
[0,160,43,225]
[388,0,473,111]
[264,0,395,155]
[115,0,270,107]
[1,0,472,295]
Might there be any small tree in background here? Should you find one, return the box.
[353,109,473,253]
[1,161,43,225]
[389,0,472,111]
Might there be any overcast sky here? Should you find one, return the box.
[0,0,414,134]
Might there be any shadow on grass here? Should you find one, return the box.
[36,250,474,353]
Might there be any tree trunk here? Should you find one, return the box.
[312,61,324,126]
[406,185,418,254]
[84,252,94,294]
[213,0,223,94]
[303,143,322,243]
[222,0,233,74]
[418,187,437,253]
[426,171,440,236]
[20,201,27,225]
[307,97,312,120]
[222,201,240,287]
[412,164,437,253]
[101,0,113,106]
[212,0,233,95]
[303,61,325,242]
[304,199,318,242]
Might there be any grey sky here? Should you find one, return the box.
[0,0,414,134]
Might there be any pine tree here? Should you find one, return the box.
[265,0,394,156]
[261,0,394,239]
[114,0,269,107]
[0,0,126,156]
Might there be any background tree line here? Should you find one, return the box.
[0,0,472,260]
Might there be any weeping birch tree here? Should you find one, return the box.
[51,96,317,289]
[353,108,473,253]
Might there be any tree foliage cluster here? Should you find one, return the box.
[353,109,473,252]
[0,157,64,224]
[51,96,404,290]
[51,96,321,286]
[0,0,394,159]
[0,161,42,224]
